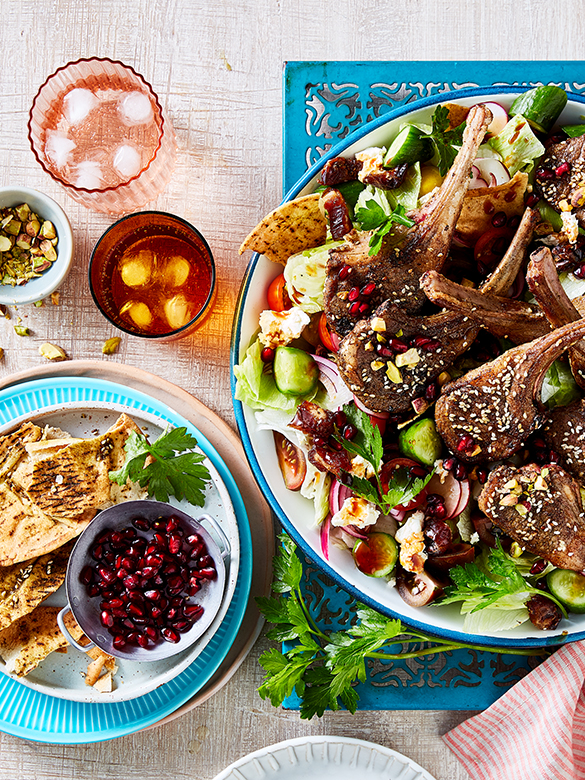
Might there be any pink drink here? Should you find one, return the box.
[29,59,176,214]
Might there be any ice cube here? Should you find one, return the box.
[119,250,154,287]
[161,256,191,288]
[118,91,154,125]
[164,294,193,330]
[120,300,153,329]
[74,160,103,189]
[63,88,98,125]
[45,131,76,170]
[113,144,142,180]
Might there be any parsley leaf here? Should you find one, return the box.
[354,202,415,256]
[439,541,567,616]
[428,105,466,176]
[256,534,545,719]
[109,426,211,506]
[341,403,384,473]
[379,466,434,513]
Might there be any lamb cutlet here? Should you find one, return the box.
[543,399,585,484]
[526,245,585,387]
[323,104,492,339]
[478,462,585,572]
[535,134,585,225]
[335,205,537,414]
[434,318,585,464]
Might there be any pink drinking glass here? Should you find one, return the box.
[28,58,177,215]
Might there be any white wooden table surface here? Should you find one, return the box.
[1,2,584,778]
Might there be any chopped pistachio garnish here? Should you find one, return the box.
[370,360,385,371]
[395,347,420,368]
[534,475,548,491]
[102,337,121,355]
[514,504,528,517]
[51,292,59,305]
[33,300,43,308]
[39,342,67,361]
[13,325,30,336]
[499,493,519,507]
[370,317,386,332]
[0,204,59,286]
[509,541,524,558]
[385,361,402,383]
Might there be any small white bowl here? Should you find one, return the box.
[0,185,74,305]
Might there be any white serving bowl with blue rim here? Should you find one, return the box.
[0,185,74,305]
[231,85,585,650]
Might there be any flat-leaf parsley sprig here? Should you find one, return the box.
[354,201,415,256]
[109,426,211,506]
[256,534,545,720]
[335,403,433,514]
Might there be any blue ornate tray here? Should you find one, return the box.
[281,60,585,711]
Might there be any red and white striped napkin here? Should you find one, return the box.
[444,641,585,780]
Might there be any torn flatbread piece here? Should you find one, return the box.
[0,541,73,630]
[0,422,42,479]
[456,171,528,244]
[21,413,143,521]
[239,193,327,265]
[0,605,85,677]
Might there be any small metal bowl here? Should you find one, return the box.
[58,500,230,662]
[0,185,74,305]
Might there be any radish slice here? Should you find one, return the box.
[451,479,471,518]
[390,506,407,522]
[469,165,489,190]
[320,514,332,560]
[426,472,462,520]
[343,524,369,540]
[329,479,353,516]
[481,102,509,137]
[474,158,511,187]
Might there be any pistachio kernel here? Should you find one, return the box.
[39,342,67,361]
[102,337,122,355]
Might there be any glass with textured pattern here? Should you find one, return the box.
[28,58,176,215]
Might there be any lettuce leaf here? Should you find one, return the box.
[234,339,317,413]
[488,114,545,176]
[284,241,343,314]
[355,162,421,216]
[541,359,580,409]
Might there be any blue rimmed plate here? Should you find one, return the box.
[0,376,252,743]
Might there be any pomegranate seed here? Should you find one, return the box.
[145,626,159,642]
[342,424,357,440]
[358,302,369,314]
[113,635,127,651]
[574,264,585,279]
[349,301,361,316]
[536,168,554,179]
[508,215,520,229]
[525,193,540,208]
[189,544,205,560]
[106,597,124,609]
[123,574,140,590]
[162,627,180,644]
[172,620,191,632]
[454,463,467,480]
[328,436,343,451]
[421,339,440,352]
[338,264,352,281]
[80,566,94,585]
[199,567,217,580]
[100,610,114,628]
[126,631,141,645]
[388,338,408,353]
[132,516,150,531]
[426,493,443,506]
[116,568,129,580]
[476,468,488,485]
[334,410,347,428]
[112,607,127,619]
[144,589,161,602]
[98,566,116,584]
[91,544,104,561]
[168,534,182,554]
[184,604,204,620]
[433,504,447,519]
[199,555,213,568]
[361,281,376,296]
[348,286,360,302]
[530,559,547,575]
[376,344,393,358]
[88,584,100,597]
[456,434,475,453]
[152,518,166,530]
[424,382,439,402]
[491,211,507,227]
[186,533,201,547]
[555,162,570,177]
[549,450,561,464]
[412,336,431,348]
[188,583,201,596]
[151,606,163,620]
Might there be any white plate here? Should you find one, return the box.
[0,401,240,703]
[233,87,585,648]
[212,736,437,780]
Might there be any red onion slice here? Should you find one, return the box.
[342,524,369,540]
[352,393,390,420]
[312,353,353,410]
[320,514,332,560]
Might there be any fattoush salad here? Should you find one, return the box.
[236,85,585,634]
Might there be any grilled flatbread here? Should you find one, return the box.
[0,605,85,677]
[0,422,42,479]
[0,542,73,630]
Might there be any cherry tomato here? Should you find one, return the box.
[380,457,428,511]
[318,312,337,352]
[267,273,292,311]
[473,227,515,272]
[273,431,306,490]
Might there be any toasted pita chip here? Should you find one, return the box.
[456,171,529,244]
[85,648,117,687]
[0,541,73,630]
[0,605,85,677]
[239,193,327,265]
[93,671,114,693]
[444,102,469,130]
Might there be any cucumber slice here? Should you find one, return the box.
[273,346,318,396]
[509,85,568,134]
[352,532,398,578]
[547,568,585,613]
[398,418,442,468]
[383,125,434,168]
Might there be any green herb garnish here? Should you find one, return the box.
[354,201,415,256]
[427,105,466,176]
[109,426,211,506]
[333,403,432,514]
[439,540,567,616]
[257,534,545,719]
